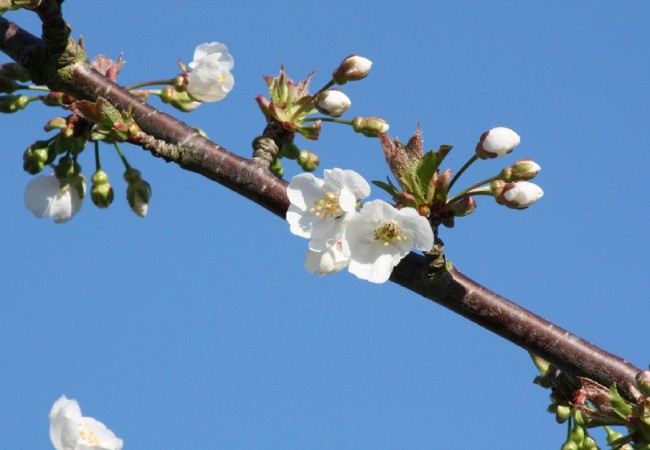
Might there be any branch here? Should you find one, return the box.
[0,8,641,401]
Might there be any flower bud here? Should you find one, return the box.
[55,155,75,180]
[41,91,75,107]
[22,140,51,174]
[555,404,571,423]
[44,116,67,131]
[0,94,29,113]
[124,168,151,217]
[449,196,477,217]
[90,169,114,208]
[475,126,520,159]
[352,116,389,137]
[314,89,351,117]
[498,181,544,209]
[297,150,319,172]
[332,55,372,84]
[501,158,541,181]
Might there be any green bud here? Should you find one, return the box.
[90,169,114,208]
[352,116,389,137]
[0,74,18,93]
[297,150,319,172]
[270,159,284,177]
[569,425,585,444]
[44,117,67,131]
[555,404,571,423]
[501,158,542,182]
[280,141,300,160]
[581,436,598,450]
[55,155,75,179]
[560,441,578,450]
[0,94,29,113]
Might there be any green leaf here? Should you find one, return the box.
[608,384,634,419]
[372,177,400,199]
[414,144,453,202]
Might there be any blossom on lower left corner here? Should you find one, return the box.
[49,395,123,450]
[24,173,85,223]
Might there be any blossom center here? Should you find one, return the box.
[373,221,404,246]
[79,424,102,445]
[309,191,343,220]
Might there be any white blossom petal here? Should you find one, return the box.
[304,240,350,275]
[187,42,234,102]
[24,173,84,223]
[49,395,123,450]
[346,200,433,284]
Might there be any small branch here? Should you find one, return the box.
[0,13,641,401]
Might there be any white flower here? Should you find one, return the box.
[345,200,433,284]
[187,42,234,102]
[501,181,544,209]
[476,126,520,159]
[287,168,370,251]
[305,240,351,275]
[315,89,351,117]
[24,173,84,223]
[49,395,123,450]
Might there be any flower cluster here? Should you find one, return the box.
[255,55,388,176]
[287,169,433,283]
[9,42,232,224]
[49,395,123,450]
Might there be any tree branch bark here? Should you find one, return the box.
[0,8,641,401]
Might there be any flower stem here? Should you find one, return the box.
[94,141,102,170]
[313,79,336,96]
[447,154,478,194]
[113,142,132,170]
[447,176,499,203]
[304,117,353,126]
[124,79,175,91]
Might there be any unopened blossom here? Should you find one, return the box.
[305,240,351,275]
[24,173,84,223]
[346,200,434,283]
[476,126,520,159]
[501,181,544,209]
[49,395,123,450]
[124,168,151,218]
[287,168,370,251]
[314,89,351,117]
[186,42,234,102]
[332,55,372,84]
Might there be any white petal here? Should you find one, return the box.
[287,173,322,211]
[77,417,124,450]
[24,173,59,219]
[49,396,82,450]
[305,241,350,275]
[348,252,395,284]
[395,208,434,251]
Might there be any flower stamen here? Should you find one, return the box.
[309,191,343,220]
[372,221,403,246]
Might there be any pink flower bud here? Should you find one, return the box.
[314,89,351,117]
[332,55,372,84]
[476,127,520,159]
[500,181,544,209]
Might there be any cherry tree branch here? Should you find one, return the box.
[0,5,641,401]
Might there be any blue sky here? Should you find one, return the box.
[2,1,650,449]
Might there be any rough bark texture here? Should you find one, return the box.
[0,4,641,401]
